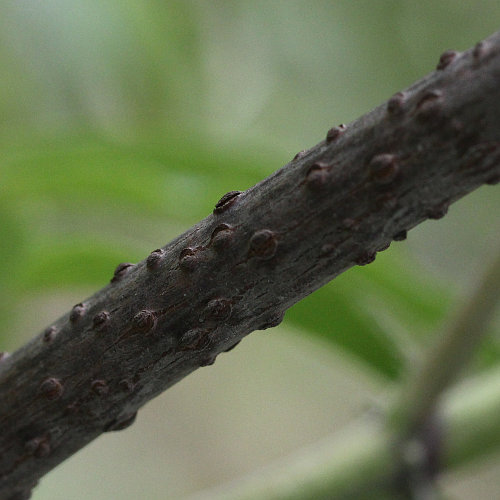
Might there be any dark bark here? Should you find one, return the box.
[1,30,500,499]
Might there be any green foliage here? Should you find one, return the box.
[287,250,453,379]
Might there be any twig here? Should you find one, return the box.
[1,29,500,499]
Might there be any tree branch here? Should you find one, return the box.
[1,30,500,499]
[189,243,500,500]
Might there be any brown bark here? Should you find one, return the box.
[1,31,500,499]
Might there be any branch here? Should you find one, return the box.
[1,30,500,499]
[189,242,500,499]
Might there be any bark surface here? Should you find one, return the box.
[1,31,500,499]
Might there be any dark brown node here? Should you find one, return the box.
[111,262,134,283]
[486,173,500,185]
[69,303,86,323]
[415,90,443,121]
[39,377,64,401]
[355,252,377,266]
[393,230,408,241]
[258,311,285,330]
[119,379,135,392]
[387,92,406,116]
[43,326,58,343]
[104,412,137,432]
[305,162,330,190]
[369,154,399,184]
[436,50,457,70]
[91,379,109,396]
[293,150,307,160]
[132,310,157,335]
[248,229,278,260]
[92,311,110,331]
[146,248,165,270]
[210,223,235,250]
[326,124,346,143]
[206,298,232,322]
[427,204,449,220]
[200,355,217,367]
[473,40,489,61]
[179,247,202,272]
[214,190,242,214]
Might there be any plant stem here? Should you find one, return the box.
[391,241,500,438]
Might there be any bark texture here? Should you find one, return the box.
[1,31,500,499]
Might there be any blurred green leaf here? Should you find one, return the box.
[14,238,133,291]
[287,248,453,379]
[1,136,277,218]
[0,201,28,340]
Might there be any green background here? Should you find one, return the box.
[1,1,499,498]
